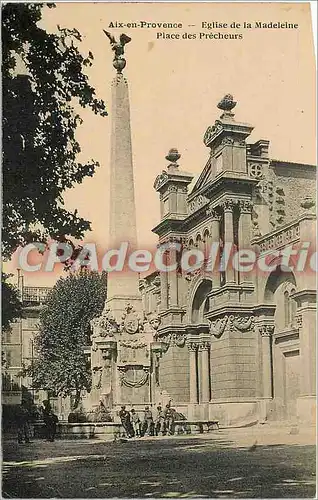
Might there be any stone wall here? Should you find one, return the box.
[211,327,257,399]
[159,344,189,403]
[270,163,315,227]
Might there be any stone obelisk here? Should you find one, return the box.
[104,32,141,321]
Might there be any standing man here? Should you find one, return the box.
[42,400,58,442]
[142,406,154,437]
[16,400,30,444]
[154,405,165,436]
[119,405,134,438]
[130,409,141,437]
[163,404,176,435]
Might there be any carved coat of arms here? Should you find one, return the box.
[122,303,141,335]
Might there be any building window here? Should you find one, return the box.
[289,288,297,325]
[5,350,12,368]
[284,289,297,328]
[215,154,223,174]
[284,291,289,327]
[163,198,169,216]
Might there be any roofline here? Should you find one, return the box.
[270,159,316,168]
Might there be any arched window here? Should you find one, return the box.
[289,288,297,325]
[284,291,290,327]
[203,230,210,261]
[196,234,202,250]
[284,288,297,327]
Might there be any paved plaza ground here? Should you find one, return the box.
[2,424,316,498]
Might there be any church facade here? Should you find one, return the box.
[139,95,316,426]
[84,38,316,427]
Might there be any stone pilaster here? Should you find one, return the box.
[187,342,198,404]
[207,207,221,289]
[199,340,210,403]
[168,246,178,307]
[160,269,169,312]
[238,200,253,283]
[257,324,274,422]
[259,325,274,399]
[222,199,235,283]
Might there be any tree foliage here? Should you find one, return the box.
[2,273,22,331]
[29,270,107,408]
[2,3,107,259]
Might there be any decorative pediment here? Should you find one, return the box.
[154,170,169,191]
[203,120,223,147]
[189,159,213,195]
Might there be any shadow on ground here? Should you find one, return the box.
[2,434,316,498]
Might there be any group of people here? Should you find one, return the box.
[16,399,58,444]
[119,404,177,438]
[16,400,178,442]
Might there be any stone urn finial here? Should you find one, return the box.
[300,196,315,212]
[165,148,181,169]
[217,94,236,118]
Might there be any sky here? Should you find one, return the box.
[7,2,316,287]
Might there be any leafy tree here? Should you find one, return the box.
[2,3,107,259]
[1,273,22,330]
[29,270,107,409]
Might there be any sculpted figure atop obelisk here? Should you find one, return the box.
[103,32,141,320]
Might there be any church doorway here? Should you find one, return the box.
[264,266,300,421]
